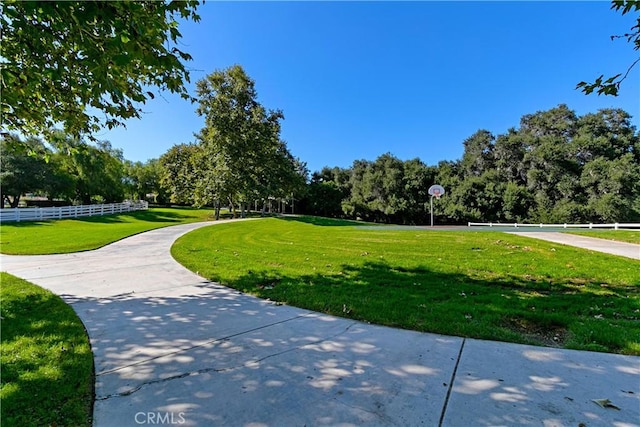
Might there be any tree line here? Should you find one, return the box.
[297,105,640,224]
[2,66,638,225]
[1,133,127,208]
[1,65,306,214]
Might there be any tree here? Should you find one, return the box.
[1,1,200,140]
[194,65,300,218]
[573,108,638,163]
[42,154,76,204]
[493,129,528,185]
[460,130,495,177]
[159,143,202,206]
[261,145,307,214]
[0,135,51,207]
[0,133,127,207]
[502,182,534,222]
[517,105,582,221]
[342,159,373,221]
[577,0,639,96]
[124,159,167,203]
[433,160,465,223]
[305,180,345,218]
[402,159,437,224]
[581,154,640,221]
[53,135,126,204]
[301,166,351,217]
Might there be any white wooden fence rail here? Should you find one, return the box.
[0,201,149,222]
[468,222,640,230]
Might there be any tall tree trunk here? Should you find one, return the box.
[229,197,236,218]
[214,199,220,220]
[9,194,20,208]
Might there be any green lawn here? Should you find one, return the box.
[564,230,640,244]
[0,207,215,255]
[0,273,93,427]
[172,216,640,355]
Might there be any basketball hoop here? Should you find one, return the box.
[427,184,445,227]
[428,185,445,199]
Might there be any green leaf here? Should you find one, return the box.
[2,0,200,141]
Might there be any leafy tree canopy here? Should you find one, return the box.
[0,132,127,207]
[193,65,303,217]
[1,0,200,140]
[301,105,639,224]
[0,135,50,207]
[577,0,639,96]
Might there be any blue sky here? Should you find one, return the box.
[98,1,640,174]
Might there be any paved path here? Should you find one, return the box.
[509,231,640,260]
[1,221,638,427]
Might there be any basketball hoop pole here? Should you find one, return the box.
[430,195,434,227]
[427,184,444,227]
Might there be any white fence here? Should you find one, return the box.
[468,222,640,230]
[0,201,149,222]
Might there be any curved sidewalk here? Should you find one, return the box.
[1,221,638,427]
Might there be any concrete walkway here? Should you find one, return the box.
[509,231,640,260]
[1,221,638,427]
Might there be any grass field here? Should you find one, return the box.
[0,273,93,427]
[565,230,640,244]
[172,216,640,355]
[0,207,215,255]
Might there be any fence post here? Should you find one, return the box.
[589,223,592,229]
[615,223,619,230]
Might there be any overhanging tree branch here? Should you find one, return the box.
[577,0,639,96]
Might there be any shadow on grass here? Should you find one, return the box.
[0,220,55,229]
[75,209,200,224]
[1,280,93,427]
[1,209,208,228]
[280,215,370,227]
[227,260,639,354]
[218,211,265,220]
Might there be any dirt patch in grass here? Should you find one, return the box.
[503,317,570,348]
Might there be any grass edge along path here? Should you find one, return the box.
[172,217,640,355]
[564,230,640,245]
[0,207,216,255]
[0,273,93,427]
